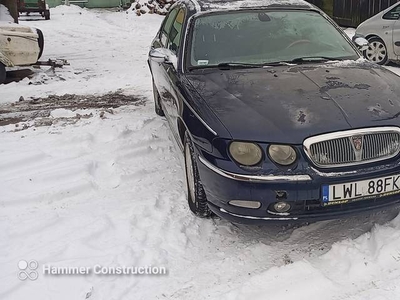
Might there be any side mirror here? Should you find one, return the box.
[149,48,173,65]
[352,35,369,52]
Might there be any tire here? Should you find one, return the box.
[152,81,165,116]
[184,133,211,218]
[44,10,50,20]
[36,29,44,60]
[0,63,6,84]
[365,37,388,65]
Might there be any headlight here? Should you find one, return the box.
[229,142,263,166]
[268,145,297,166]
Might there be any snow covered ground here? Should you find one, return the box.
[0,5,161,104]
[1,6,400,300]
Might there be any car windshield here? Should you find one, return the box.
[189,10,359,68]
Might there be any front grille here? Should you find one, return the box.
[304,128,400,168]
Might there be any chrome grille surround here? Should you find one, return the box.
[303,127,400,168]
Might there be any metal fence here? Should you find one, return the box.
[308,0,399,27]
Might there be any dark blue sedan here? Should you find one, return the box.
[148,0,400,223]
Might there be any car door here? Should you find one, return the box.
[164,8,186,137]
[149,7,186,138]
[394,16,400,56]
[382,3,400,56]
[149,7,179,114]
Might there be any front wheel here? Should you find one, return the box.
[0,63,6,84]
[365,37,388,65]
[184,133,211,218]
[44,10,50,20]
[36,29,44,60]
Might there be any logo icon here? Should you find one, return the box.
[351,136,363,151]
[18,260,38,281]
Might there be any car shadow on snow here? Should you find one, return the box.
[210,206,400,263]
[4,68,34,84]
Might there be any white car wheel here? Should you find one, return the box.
[365,37,388,65]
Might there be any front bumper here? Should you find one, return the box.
[208,199,400,224]
[197,155,400,223]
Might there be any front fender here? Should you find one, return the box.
[181,106,216,153]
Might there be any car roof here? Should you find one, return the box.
[181,0,315,13]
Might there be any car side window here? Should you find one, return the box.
[160,8,179,46]
[383,4,400,20]
[167,9,186,54]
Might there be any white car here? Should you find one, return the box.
[0,4,44,83]
[356,1,400,65]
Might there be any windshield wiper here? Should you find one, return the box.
[188,61,292,71]
[187,62,263,71]
[289,56,344,64]
[217,62,264,70]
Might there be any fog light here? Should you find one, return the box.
[273,201,291,213]
[229,200,261,209]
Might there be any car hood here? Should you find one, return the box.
[185,62,400,144]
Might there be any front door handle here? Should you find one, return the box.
[395,41,400,46]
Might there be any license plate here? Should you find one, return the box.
[322,174,400,205]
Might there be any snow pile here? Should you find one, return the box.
[201,0,311,10]
[125,0,312,15]
[126,0,176,16]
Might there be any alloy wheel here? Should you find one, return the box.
[365,40,387,64]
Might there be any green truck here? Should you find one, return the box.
[17,0,50,20]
